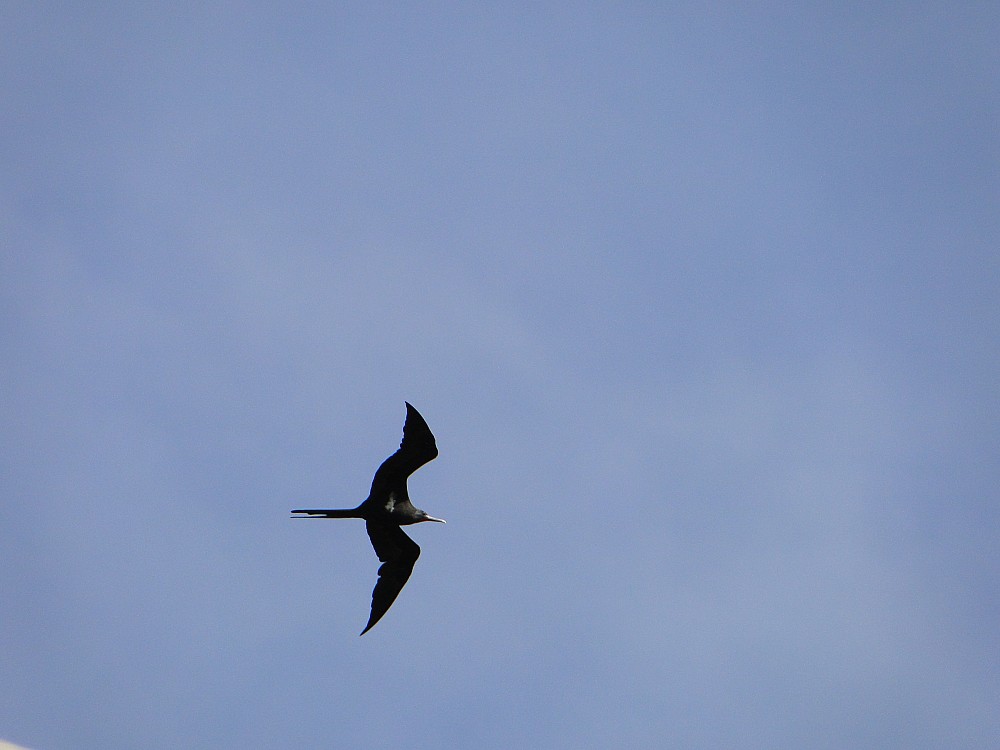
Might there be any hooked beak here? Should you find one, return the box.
[424,515,447,523]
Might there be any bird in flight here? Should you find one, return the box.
[292,402,445,635]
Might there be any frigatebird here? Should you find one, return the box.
[292,402,445,635]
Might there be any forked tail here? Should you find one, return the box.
[290,508,361,518]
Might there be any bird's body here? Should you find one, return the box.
[292,402,444,635]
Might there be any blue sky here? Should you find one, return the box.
[2,3,998,748]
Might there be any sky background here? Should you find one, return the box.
[2,3,998,748]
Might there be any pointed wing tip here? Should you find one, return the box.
[359,612,380,636]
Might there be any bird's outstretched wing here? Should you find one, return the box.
[360,521,421,635]
[369,402,438,495]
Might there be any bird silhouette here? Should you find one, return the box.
[292,402,445,635]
